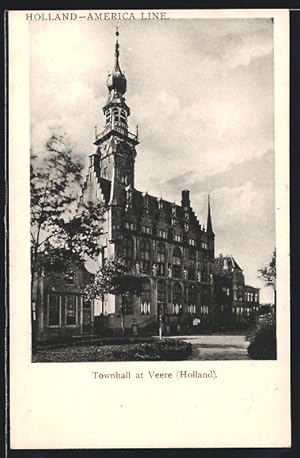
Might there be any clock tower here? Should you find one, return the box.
[93,29,139,197]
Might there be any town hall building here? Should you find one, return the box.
[36,31,260,341]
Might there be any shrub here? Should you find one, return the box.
[246,315,276,360]
[111,340,192,361]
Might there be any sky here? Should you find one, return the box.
[30,17,275,303]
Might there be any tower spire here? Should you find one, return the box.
[115,27,120,68]
[207,194,214,235]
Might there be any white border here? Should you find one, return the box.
[9,9,290,449]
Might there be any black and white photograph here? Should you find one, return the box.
[8,9,290,449]
[29,15,276,363]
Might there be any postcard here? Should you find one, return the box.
[8,9,290,448]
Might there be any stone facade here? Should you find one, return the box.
[213,255,260,329]
[77,32,216,336]
[34,264,94,342]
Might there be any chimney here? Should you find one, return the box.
[181,189,190,208]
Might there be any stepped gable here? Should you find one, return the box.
[123,186,204,232]
[213,255,243,276]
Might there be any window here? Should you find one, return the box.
[140,239,151,274]
[65,295,77,326]
[48,295,61,326]
[188,239,196,246]
[121,293,134,315]
[141,280,151,315]
[64,268,75,285]
[172,247,182,278]
[174,234,182,243]
[188,250,196,280]
[227,288,230,296]
[122,237,134,261]
[141,225,151,234]
[188,305,196,315]
[125,222,134,231]
[121,174,128,185]
[200,305,208,315]
[173,283,183,310]
[159,229,167,239]
[157,242,166,276]
[200,261,208,282]
[188,286,196,314]
[158,200,163,210]
[184,223,189,232]
[157,280,167,304]
[120,109,126,123]
[106,110,111,124]
[171,217,176,227]
[201,242,208,249]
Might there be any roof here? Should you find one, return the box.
[121,187,204,230]
[213,255,243,275]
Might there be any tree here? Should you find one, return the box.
[31,132,106,342]
[85,257,143,335]
[258,249,276,308]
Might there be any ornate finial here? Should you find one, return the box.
[207,194,214,235]
[136,124,139,140]
[115,27,120,59]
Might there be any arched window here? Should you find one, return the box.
[157,242,166,276]
[140,239,151,274]
[141,279,151,315]
[173,282,183,315]
[172,247,182,278]
[188,285,196,314]
[122,237,134,262]
[157,280,166,305]
[200,260,208,282]
[188,249,196,280]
